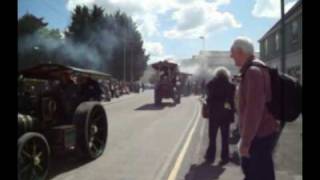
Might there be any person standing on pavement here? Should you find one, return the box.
[205,66,235,166]
[230,37,280,180]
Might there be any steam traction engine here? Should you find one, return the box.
[18,64,109,180]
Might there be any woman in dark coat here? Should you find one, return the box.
[205,66,235,165]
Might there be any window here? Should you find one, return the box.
[275,32,280,51]
[260,43,265,59]
[264,39,268,57]
[291,20,298,43]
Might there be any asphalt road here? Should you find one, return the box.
[47,90,302,180]
[48,90,202,180]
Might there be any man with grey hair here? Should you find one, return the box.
[230,37,279,180]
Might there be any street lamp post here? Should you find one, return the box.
[199,36,206,96]
[199,36,206,69]
[130,46,133,83]
[199,36,205,51]
[123,30,128,82]
[123,44,126,82]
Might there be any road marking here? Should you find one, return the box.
[153,97,200,180]
[167,102,201,180]
[195,116,206,162]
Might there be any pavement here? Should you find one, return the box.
[174,114,303,180]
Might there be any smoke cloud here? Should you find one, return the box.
[179,57,215,84]
[18,28,121,71]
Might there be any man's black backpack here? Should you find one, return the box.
[243,62,302,123]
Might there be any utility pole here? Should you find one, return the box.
[281,0,286,73]
[279,0,287,131]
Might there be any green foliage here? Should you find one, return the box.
[18,13,48,37]
[66,5,149,81]
[38,28,62,40]
[18,14,51,70]
[18,4,149,81]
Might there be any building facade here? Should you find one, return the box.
[180,50,259,76]
[259,0,302,83]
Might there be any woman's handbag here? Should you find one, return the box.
[202,103,209,118]
[199,97,209,118]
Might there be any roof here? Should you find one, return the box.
[19,63,111,80]
[151,60,178,70]
[259,0,302,42]
[179,72,193,77]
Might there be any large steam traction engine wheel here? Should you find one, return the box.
[172,87,179,104]
[154,89,161,105]
[18,132,50,180]
[174,95,180,104]
[74,102,108,159]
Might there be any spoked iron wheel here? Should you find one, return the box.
[155,96,161,105]
[18,132,50,180]
[74,102,108,160]
[174,95,181,104]
[154,90,162,105]
[86,106,107,158]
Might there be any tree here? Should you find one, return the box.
[66,5,91,43]
[66,6,149,81]
[38,28,62,40]
[18,14,49,70]
[37,28,65,65]
[108,11,149,81]
[20,5,151,81]
[18,13,48,37]
[90,5,105,32]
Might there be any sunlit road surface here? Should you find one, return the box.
[49,90,202,180]
[48,90,302,180]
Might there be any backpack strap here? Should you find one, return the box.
[241,61,268,77]
[241,61,270,103]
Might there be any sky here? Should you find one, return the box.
[18,0,299,64]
